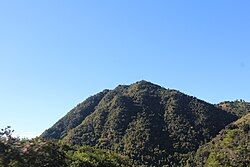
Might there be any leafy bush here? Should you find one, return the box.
[0,127,131,167]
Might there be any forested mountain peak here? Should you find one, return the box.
[41,81,239,166]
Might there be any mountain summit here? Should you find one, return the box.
[41,81,237,166]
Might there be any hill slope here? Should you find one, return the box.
[218,100,250,117]
[187,113,250,167]
[42,81,237,166]
[41,90,110,139]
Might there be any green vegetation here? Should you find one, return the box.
[187,113,250,167]
[218,100,250,117]
[42,81,238,166]
[3,81,249,166]
[66,146,130,167]
[0,127,131,167]
[41,90,110,139]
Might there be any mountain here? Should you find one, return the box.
[218,100,250,117]
[41,80,237,166]
[42,90,110,139]
[187,113,250,167]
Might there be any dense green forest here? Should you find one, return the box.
[0,127,131,167]
[187,113,250,167]
[1,81,249,166]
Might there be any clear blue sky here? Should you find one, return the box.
[0,0,250,138]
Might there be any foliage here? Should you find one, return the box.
[187,113,250,167]
[0,127,131,167]
[5,81,249,166]
[0,127,67,167]
[66,146,131,167]
[218,99,250,117]
[42,80,238,166]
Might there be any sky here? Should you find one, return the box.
[0,0,250,138]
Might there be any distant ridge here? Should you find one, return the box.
[218,100,250,117]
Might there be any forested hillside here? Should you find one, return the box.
[2,81,249,166]
[187,113,250,167]
[218,100,250,117]
[42,81,238,166]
